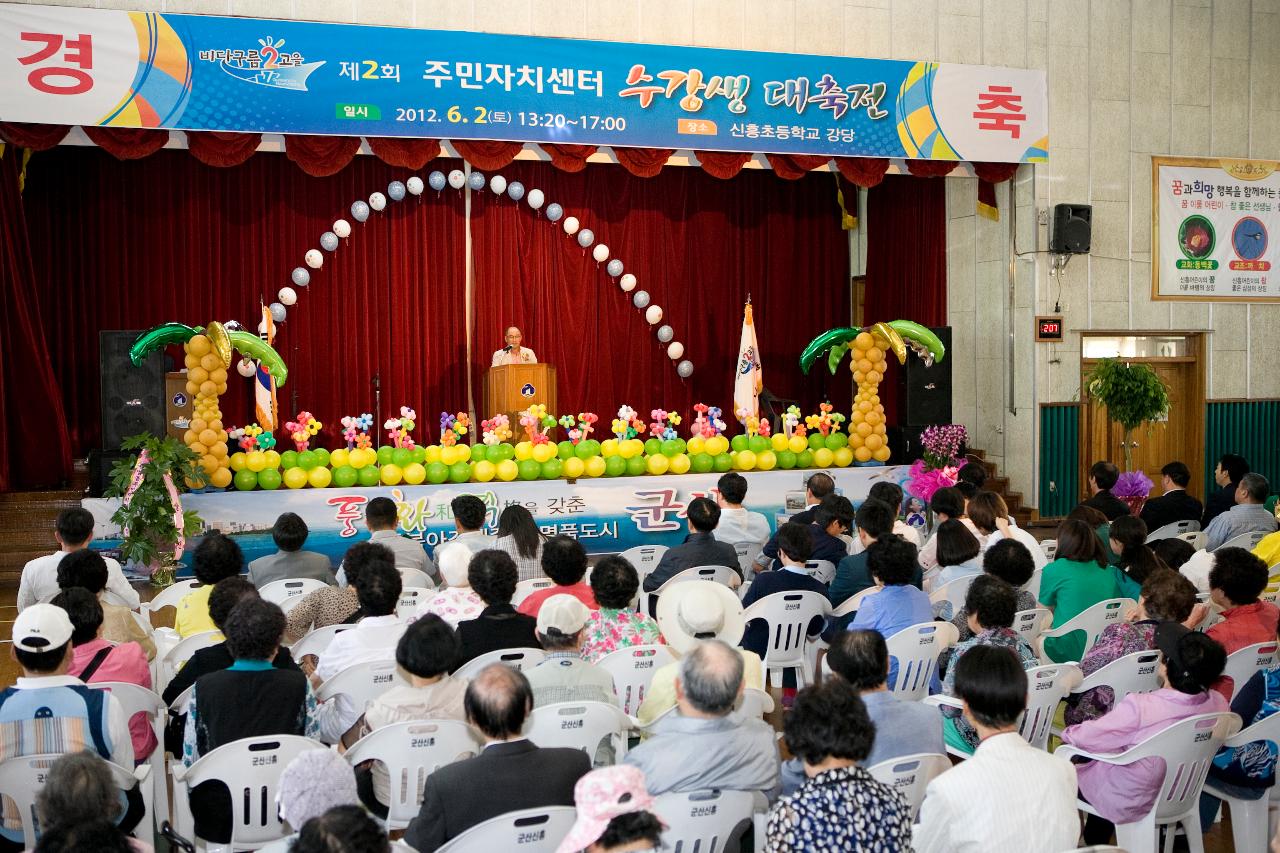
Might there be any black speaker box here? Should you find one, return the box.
[1050,203,1092,254]
[897,326,952,428]
[100,330,166,450]
[88,448,133,498]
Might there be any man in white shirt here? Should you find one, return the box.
[335,496,435,586]
[491,326,538,366]
[434,495,491,579]
[313,561,405,743]
[712,472,771,545]
[914,645,1078,853]
[18,507,140,611]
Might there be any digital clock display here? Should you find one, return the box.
[1035,316,1065,342]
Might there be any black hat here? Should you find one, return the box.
[1155,621,1227,694]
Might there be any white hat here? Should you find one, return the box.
[537,594,592,636]
[655,582,746,654]
[438,546,472,588]
[12,603,74,653]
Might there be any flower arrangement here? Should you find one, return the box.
[384,406,417,449]
[106,433,204,586]
[648,409,682,440]
[480,414,512,445]
[285,411,321,453]
[690,404,725,438]
[805,402,845,437]
[783,405,805,438]
[920,424,968,470]
[1113,470,1153,516]
[519,404,556,444]
[612,405,645,441]
[439,411,470,446]
[559,412,598,444]
[340,413,373,450]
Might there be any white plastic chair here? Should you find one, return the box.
[1051,650,1162,737]
[731,541,764,576]
[399,567,435,590]
[596,644,676,716]
[1145,519,1201,543]
[804,559,837,584]
[435,805,577,853]
[1016,663,1083,750]
[1012,607,1051,644]
[1024,569,1043,602]
[524,700,634,760]
[739,687,775,718]
[172,734,326,849]
[832,586,879,617]
[258,578,330,613]
[142,578,203,622]
[512,577,555,608]
[1040,539,1058,562]
[454,647,546,680]
[288,622,356,659]
[91,682,169,841]
[1055,712,1241,853]
[397,587,426,618]
[1216,530,1271,552]
[1036,598,1137,663]
[652,789,755,853]
[0,752,150,849]
[1179,531,1207,550]
[315,659,409,715]
[639,565,738,616]
[867,752,951,822]
[344,720,484,829]
[880,621,960,700]
[1202,712,1280,853]
[928,574,979,620]
[1221,642,1280,700]
[741,590,832,689]
[156,629,221,696]
[618,545,668,582]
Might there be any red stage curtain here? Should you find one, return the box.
[764,154,830,180]
[469,160,851,419]
[82,127,171,160]
[695,151,753,180]
[0,149,72,489]
[614,147,673,178]
[185,131,262,168]
[835,156,889,188]
[864,174,947,423]
[285,134,362,177]
[540,144,598,173]
[450,140,523,171]
[367,137,441,170]
[22,147,467,455]
[905,158,956,179]
[0,123,70,151]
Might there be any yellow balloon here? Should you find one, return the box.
[185,381,200,397]
[440,445,459,466]
[532,443,556,464]
[199,454,217,474]
[562,457,585,479]
[246,451,266,472]
[190,418,208,434]
[473,460,497,482]
[264,450,281,469]
[496,459,519,481]
[514,441,534,461]
[189,442,208,457]
[355,448,376,469]
[685,436,705,456]
[229,452,247,471]
[330,448,350,468]
[380,463,403,486]
[770,433,789,452]
[424,445,443,465]
[187,334,211,356]
[865,434,884,452]
[584,456,607,478]
[669,453,691,475]
[813,448,835,468]
[873,446,892,462]
[619,440,641,460]
[756,450,777,471]
[853,331,874,350]
[787,435,807,454]
[210,442,228,459]
[453,444,472,463]
[646,454,670,475]
[403,463,427,485]
[600,439,620,457]
[188,367,209,385]
[199,353,221,372]
[283,467,308,489]
[735,450,757,470]
[834,447,854,467]
[849,432,865,449]
[199,381,217,397]
[184,352,200,370]
[209,367,228,385]
[854,446,873,463]
[210,467,233,488]
[706,436,730,456]
[308,466,332,488]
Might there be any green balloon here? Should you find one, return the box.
[690,452,714,474]
[297,450,318,470]
[643,438,662,456]
[426,462,449,484]
[712,453,733,473]
[313,448,331,468]
[777,449,797,469]
[541,458,563,480]
[807,434,825,451]
[797,449,815,468]
[495,443,515,461]
[575,439,599,459]
[730,435,748,452]
[470,444,487,463]
[824,433,847,451]
[392,447,412,468]
[332,465,358,488]
[625,455,646,477]
[357,465,381,487]
[257,468,282,490]
[279,450,298,470]
[557,440,576,460]
[377,446,394,465]
[411,446,427,464]
[449,461,471,483]
[518,459,541,481]
[660,439,681,457]
[604,455,626,477]
[671,438,687,455]
[233,469,258,491]
[748,435,768,454]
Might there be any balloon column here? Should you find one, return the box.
[130,322,289,488]
[799,320,947,464]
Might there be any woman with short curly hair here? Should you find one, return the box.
[580,556,663,663]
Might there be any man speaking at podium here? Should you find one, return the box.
[491,326,538,366]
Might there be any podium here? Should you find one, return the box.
[483,364,557,423]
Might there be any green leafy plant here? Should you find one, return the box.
[1084,358,1171,471]
[105,433,204,572]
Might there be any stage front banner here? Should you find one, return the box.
[1,4,1046,163]
[83,466,914,570]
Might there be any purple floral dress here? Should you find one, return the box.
[1063,619,1158,726]
[580,608,664,663]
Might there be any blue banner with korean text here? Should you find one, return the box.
[0,4,1047,163]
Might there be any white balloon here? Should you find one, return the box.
[236,358,257,378]
[563,216,580,236]
[448,169,465,189]
[369,192,387,211]
[332,219,351,239]
[490,175,507,195]
[278,286,297,306]
[528,189,545,210]
[406,176,424,195]
[592,244,610,264]
[645,305,663,325]
[304,249,324,269]
[619,273,637,292]
[667,341,685,360]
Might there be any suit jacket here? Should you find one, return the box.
[1079,490,1130,522]
[642,531,741,592]
[247,549,336,588]
[454,604,540,670]
[1203,482,1239,529]
[404,739,590,851]
[1139,489,1204,534]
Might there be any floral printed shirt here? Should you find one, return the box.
[420,587,485,628]
[765,764,912,853]
[1063,619,1158,726]
[580,608,664,663]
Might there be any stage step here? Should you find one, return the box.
[0,463,90,588]
[966,449,1035,528]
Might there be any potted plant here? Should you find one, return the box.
[106,433,205,587]
[1084,358,1171,473]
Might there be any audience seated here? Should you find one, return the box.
[175,532,244,638]
[915,646,1079,853]
[766,679,912,852]
[526,594,616,707]
[969,491,1047,571]
[56,549,155,660]
[292,805,389,853]
[579,556,663,663]
[1069,504,1119,566]
[642,497,741,593]
[755,473,835,572]
[781,630,942,796]
[868,480,922,546]
[0,604,140,852]
[352,614,468,813]
[419,546,483,627]
[741,522,828,662]
[519,535,600,616]
[404,664,591,851]
[556,765,664,853]
[1152,536,1196,572]
[182,598,317,845]
[1205,547,1280,696]
[638,582,762,726]
[626,640,780,801]
[32,820,136,853]
[955,460,987,498]
[313,560,404,743]
[938,576,1038,754]
[492,503,547,583]
[455,549,540,666]
[1254,528,1280,569]
[18,507,140,612]
[804,495,856,566]
[1039,518,1124,663]
[1203,453,1250,529]
[712,472,771,544]
[924,519,984,601]
[286,541,388,641]
[247,512,335,588]
[1063,623,1228,845]
[1065,569,1199,726]
[1108,515,1167,599]
[435,495,492,568]
[918,487,983,572]
[844,537,933,686]
[1203,472,1278,551]
[51,588,155,761]
[336,497,433,585]
[948,539,1038,644]
[258,748,360,853]
[830,498,917,607]
[1077,460,1131,522]
[1140,461,1204,532]
[31,752,148,853]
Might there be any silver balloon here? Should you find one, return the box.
[387,180,406,201]
[657,325,674,343]
[677,360,694,378]
[428,171,446,191]
[468,171,486,190]
[320,231,339,252]
[351,200,370,222]
[269,302,287,323]
[577,228,595,248]
[508,181,525,201]
[606,259,624,278]
[632,290,650,309]
[291,267,311,287]
[546,203,563,222]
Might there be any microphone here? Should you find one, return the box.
[503,345,513,353]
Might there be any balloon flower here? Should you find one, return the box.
[612,406,644,441]
[230,426,253,452]
[241,424,263,452]
[705,406,726,437]
[481,414,512,445]
[256,431,277,451]
[519,404,552,444]
[784,406,805,438]
[648,409,668,439]
[385,406,417,449]
[285,411,321,452]
[440,412,458,446]
[558,414,578,442]
[744,415,770,439]
[805,402,843,437]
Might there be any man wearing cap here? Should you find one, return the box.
[525,595,616,708]
[0,604,140,848]
[636,581,764,727]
